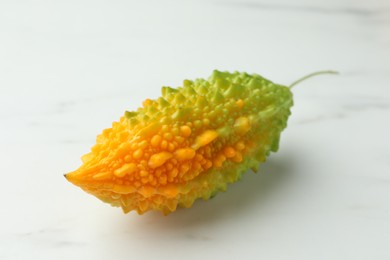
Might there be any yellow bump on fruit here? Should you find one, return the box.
[179,163,191,177]
[140,170,149,177]
[180,125,192,137]
[138,185,156,198]
[142,98,153,107]
[138,200,150,213]
[204,160,213,169]
[92,172,111,180]
[168,143,175,151]
[165,199,178,213]
[114,163,137,177]
[160,140,168,150]
[159,184,179,198]
[163,132,173,141]
[215,154,226,167]
[159,175,168,185]
[81,153,94,163]
[223,146,236,158]
[137,122,160,138]
[112,184,136,194]
[231,152,243,163]
[115,143,131,158]
[151,135,162,147]
[191,130,219,150]
[148,152,173,169]
[174,148,196,161]
[133,149,143,159]
[235,141,246,151]
[234,117,251,135]
[169,168,179,178]
[236,99,244,108]
[138,140,148,149]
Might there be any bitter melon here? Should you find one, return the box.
[65,70,335,215]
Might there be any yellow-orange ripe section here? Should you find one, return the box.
[65,70,294,215]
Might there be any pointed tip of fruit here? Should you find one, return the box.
[63,170,82,185]
[64,172,75,184]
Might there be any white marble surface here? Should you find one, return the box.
[1,0,390,259]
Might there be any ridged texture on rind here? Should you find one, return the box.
[66,70,293,215]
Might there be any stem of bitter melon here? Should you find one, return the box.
[289,70,339,89]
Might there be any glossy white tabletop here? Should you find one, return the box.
[1,0,389,259]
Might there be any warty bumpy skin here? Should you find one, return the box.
[65,70,294,215]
